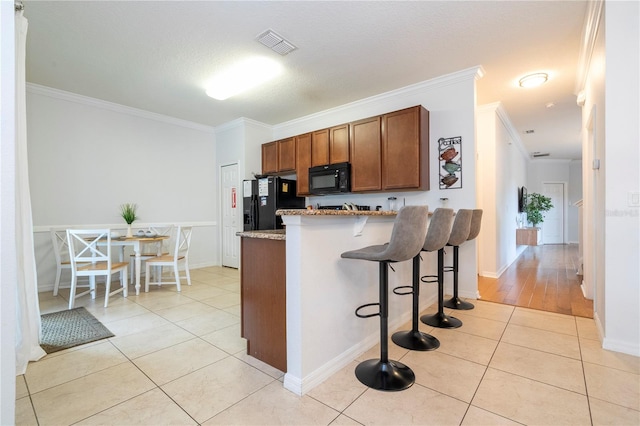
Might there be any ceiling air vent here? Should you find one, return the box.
[524,129,535,134]
[532,152,550,158]
[256,29,297,56]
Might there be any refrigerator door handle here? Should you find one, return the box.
[250,196,258,230]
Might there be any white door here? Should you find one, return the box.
[221,164,239,268]
[542,183,564,244]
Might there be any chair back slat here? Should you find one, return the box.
[67,229,111,269]
[174,226,193,259]
[50,228,70,264]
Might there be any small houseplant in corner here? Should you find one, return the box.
[120,203,138,237]
[524,193,553,228]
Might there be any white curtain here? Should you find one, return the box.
[15,8,46,375]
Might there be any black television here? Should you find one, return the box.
[518,186,527,213]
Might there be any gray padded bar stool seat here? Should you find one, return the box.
[392,208,454,351]
[341,205,429,391]
[421,209,473,329]
[444,209,483,310]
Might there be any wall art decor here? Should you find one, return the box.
[438,136,462,189]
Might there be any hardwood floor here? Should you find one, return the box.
[478,244,594,318]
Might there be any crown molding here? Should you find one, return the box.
[26,83,216,133]
[477,101,529,161]
[214,117,272,134]
[575,0,604,95]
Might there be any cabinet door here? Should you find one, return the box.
[350,116,382,192]
[295,133,312,196]
[278,137,296,172]
[330,124,349,164]
[311,129,329,167]
[262,141,278,175]
[382,106,429,190]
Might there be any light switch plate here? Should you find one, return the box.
[629,192,640,207]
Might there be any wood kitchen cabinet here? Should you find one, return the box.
[240,237,287,372]
[277,137,296,172]
[295,132,312,196]
[261,141,278,174]
[350,115,382,192]
[382,106,429,190]
[330,124,350,164]
[311,129,329,167]
[262,137,296,174]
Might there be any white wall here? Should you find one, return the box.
[568,160,583,243]
[476,103,528,278]
[0,1,17,422]
[580,0,606,335]
[214,118,272,265]
[602,0,639,356]
[26,85,218,291]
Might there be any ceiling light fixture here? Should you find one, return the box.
[205,57,282,100]
[518,72,548,88]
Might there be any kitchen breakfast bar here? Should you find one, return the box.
[238,209,432,396]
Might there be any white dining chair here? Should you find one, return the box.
[129,224,174,282]
[50,228,73,296]
[144,226,192,292]
[66,229,129,309]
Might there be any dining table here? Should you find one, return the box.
[104,235,170,295]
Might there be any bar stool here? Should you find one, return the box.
[341,205,429,391]
[444,209,483,310]
[392,208,453,351]
[420,209,473,329]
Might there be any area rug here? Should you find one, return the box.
[40,307,114,354]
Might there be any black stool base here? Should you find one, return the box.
[392,330,440,351]
[443,296,475,310]
[421,312,462,329]
[355,359,415,391]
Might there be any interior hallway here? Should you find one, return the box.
[16,266,638,425]
[478,244,594,318]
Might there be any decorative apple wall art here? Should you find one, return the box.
[438,136,462,189]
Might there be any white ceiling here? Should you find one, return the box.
[23,0,587,160]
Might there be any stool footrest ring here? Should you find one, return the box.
[392,285,413,296]
[420,274,437,284]
[355,303,380,318]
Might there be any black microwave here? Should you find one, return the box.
[309,162,350,195]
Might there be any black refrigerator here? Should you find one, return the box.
[243,177,305,230]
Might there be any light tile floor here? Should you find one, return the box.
[17,266,640,425]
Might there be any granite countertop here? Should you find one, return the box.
[276,209,397,216]
[235,229,286,240]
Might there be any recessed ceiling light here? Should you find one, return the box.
[205,57,282,100]
[518,73,548,88]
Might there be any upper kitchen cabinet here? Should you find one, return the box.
[277,137,296,172]
[330,124,350,164]
[262,141,278,175]
[350,116,382,192]
[311,129,329,167]
[382,106,429,190]
[262,137,296,175]
[295,133,312,196]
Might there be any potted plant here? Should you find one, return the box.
[119,203,138,237]
[524,193,553,228]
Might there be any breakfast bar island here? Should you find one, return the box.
[239,209,435,395]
